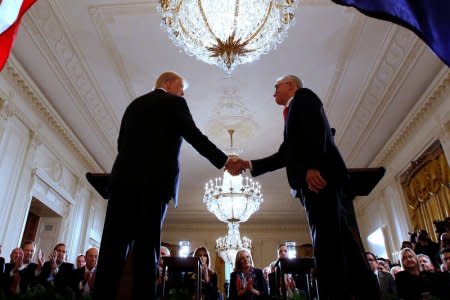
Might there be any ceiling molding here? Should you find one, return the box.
[347,39,427,164]
[373,67,450,167]
[22,0,118,158]
[339,26,418,155]
[325,13,365,110]
[4,56,102,173]
[163,222,309,233]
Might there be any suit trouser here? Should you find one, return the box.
[301,184,380,300]
[95,187,168,300]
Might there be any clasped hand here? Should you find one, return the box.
[224,156,250,175]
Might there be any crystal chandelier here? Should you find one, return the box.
[159,0,299,74]
[216,223,252,266]
[203,130,263,223]
[203,129,262,266]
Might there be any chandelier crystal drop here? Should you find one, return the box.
[203,129,263,223]
[216,223,252,266]
[204,171,263,223]
[159,0,299,74]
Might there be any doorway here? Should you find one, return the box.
[21,197,61,260]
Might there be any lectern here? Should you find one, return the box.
[86,172,111,199]
[348,167,385,196]
[161,257,202,300]
[272,258,316,300]
[85,167,385,200]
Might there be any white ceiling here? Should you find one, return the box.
[11,0,445,228]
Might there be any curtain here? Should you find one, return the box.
[400,141,450,241]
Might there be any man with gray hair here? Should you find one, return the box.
[249,74,379,299]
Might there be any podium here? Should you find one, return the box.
[271,258,316,300]
[161,257,202,300]
[348,167,385,196]
[86,172,112,199]
[85,167,385,200]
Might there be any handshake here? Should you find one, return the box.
[224,156,250,176]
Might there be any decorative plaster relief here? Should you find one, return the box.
[341,27,418,153]
[33,167,75,206]
[4,60,101,172]
[23,0,118,154]
[325,11,364,111]
[375,70,450,167]
[52,161,63,182]
[32,179,71,218]
[0,88,14,115]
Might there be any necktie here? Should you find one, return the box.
[283,106,289,121]
[10,271,20,294]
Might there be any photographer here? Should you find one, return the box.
[414,230,440,268]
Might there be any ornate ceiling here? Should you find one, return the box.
[9,0,445,227]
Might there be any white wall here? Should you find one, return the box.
[0,59,106,264]
[356,67,450,259]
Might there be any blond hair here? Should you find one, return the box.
[155,71,183,89]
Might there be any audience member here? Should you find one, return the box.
[401,240,414,250]
[365,251,397,299]
[3,248,23,295]
[75,254,86,269]
[377,258,390,273]
[0,244,5,274]
[192,246,219,300]
[18,240,42,292]
[414,229,440,267]
[395,247,438,299]
[39,243,74,291]
[436,247,450,298]
[269,243,288,272]
[439,232,450,249]
[229,249,267,299]
[71,248,98,298]
[156,246,171,299]
[390,265,401,278]
[417,253,436,273]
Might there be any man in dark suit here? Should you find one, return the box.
[71,247,98,298]
[39,243,74,291]
[95,71,245,300]
[249,75,379,299]
[366,251,397,299]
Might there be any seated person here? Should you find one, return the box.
[229,249,267,299]
[156,246,171,299]
[192,246,219,300]
[71,248,98,298]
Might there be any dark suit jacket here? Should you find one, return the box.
[251,88,348,195]
[39,261,74,290]
[110,88,228,206]
[71,266,95,297]
[0,257,4,274]
[3,262,39,294]
[377,271,397,299]
[229,268,267,300]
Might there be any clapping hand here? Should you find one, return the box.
[225,156,250,175]
[37,249,45,268]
